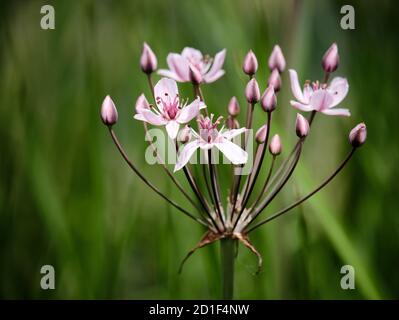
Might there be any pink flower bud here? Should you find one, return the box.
[226,116,239,129]
[242,50,258,76]
[228,96,240,117]
[140,42,157,74]
[349,122,367,147]
[268,45,286,73]
[322,43,339,73]
[189,64,203,84]
[101,95,118,126]
[267,69,281,92]
[295,113,309,138]
[269,134,282,155]
[245,78,260,104]
[178,125,192,143]
[261,85,277,112]
[135,94,150,114]
[255,124,268,144]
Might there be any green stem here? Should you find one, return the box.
[220,238,236,300]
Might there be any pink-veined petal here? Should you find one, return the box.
[309,90,334,111]
[176,98,201,124]
[203,70,225,83]
[221,128,247,140]
[215,139,248,165]
[181,47,203,61]
[140,109,168,125]
[167,53,190,82]
[328,77,349,107]
[174,140,200,172]
[289,69,306,103]
[290,100,314,112]
[154,78,178,100]
[165,120,180,139]
[157,69,183,82]
[204,49,226,81]
[321,108,351,117]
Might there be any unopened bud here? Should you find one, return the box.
[349,123,367,147]
[261,85,277,112]
[295,113,309,138]
[245,78,260,104]
[228,97,240,117]
[140,42,157,74]
[178,125,192,143]
[226,116,239,129]
[268,45,286,73]
[322,43,339,73]
[269,134,282,155]
[189,64,203,84]
[101,95,118,126]
[242,50,258,76]
[255,125,268,144]
[135,94,150,114]
[267,69,281,92]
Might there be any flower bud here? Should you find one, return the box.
[322,43,339,73]
[261,85,277,112]
[245,78,260,104]
[135,94,150,114]
[268,45,286,73]
[226,116,239,129]
[140,42,157,74]
[178,125,192,143]
[101,95,118,126]
[269,134,282,156]
[349,123,367,147]
[295,113,309,138]
[267,69,281,92]
[228,96,240,117]
[255,125,268,144]
[189,64,203,84]
[242,50,258,76]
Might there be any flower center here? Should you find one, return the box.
[156,93,180,120]
[198,115,223,143]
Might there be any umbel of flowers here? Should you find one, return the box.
[100,42,366,299]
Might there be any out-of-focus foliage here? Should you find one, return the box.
[0,0,398,299]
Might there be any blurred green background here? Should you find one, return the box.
[0,0,398,299]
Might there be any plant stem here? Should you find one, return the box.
[220,238,236,300]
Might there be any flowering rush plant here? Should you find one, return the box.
[100,42,366,299]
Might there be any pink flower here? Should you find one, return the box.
[289,69,350,116]
[174,115,248,172]
[134,78,203,139]
[158,47,226,83]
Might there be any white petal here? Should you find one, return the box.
[328,77,349,108]
[176,98,201,124]
[214,139,248,165]
[141,110,168,125]
[309,90,334,111]
[290,100,314,112]
[154,78,178,101]
[203,70,225,83]
[289,69,306,103]
[181,47,203,61]
[321,108,351,116]
[166,120,180,139]
[174,140,200,172]
[157,69,183,82]
[221,128,247,140]
[166,53,190,82]
[204,49,226,82]
[133,113,146,121]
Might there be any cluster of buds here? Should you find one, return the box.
[100,41,366,274]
